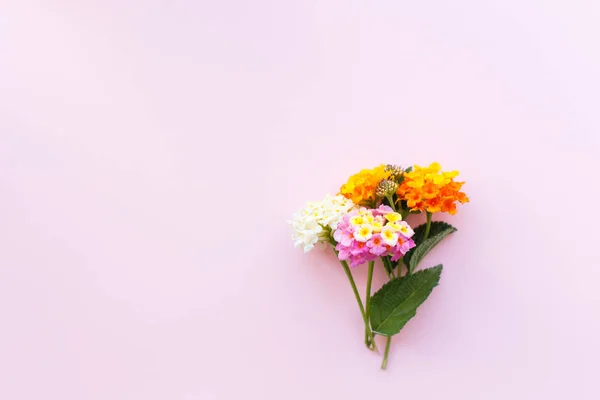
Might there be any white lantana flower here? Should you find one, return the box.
[288,194,356,252]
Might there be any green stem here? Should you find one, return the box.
[365,260,375,348]
[423,211,432,241]
[339,259,366,316]
[396,256,404,278]
[380,213,427,369]
[382,257,394,280]
[334,249,377,351]
[386,195,397,212]
[381,336,392,370]
[380,255,404,369]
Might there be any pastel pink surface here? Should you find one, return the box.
[1,1,599,399]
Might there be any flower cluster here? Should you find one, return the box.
[340,165,391,205]
[289,161,469,370]
[397,162,469,214]
[334,205,415,267]
[288,194,356,252]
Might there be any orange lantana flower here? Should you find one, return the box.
[340,165,391,205]
[397,162,469,215]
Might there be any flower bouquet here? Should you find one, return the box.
[288,163,469,369]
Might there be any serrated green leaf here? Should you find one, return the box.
[408,226,456,274]
[403,221,456,271]
[369,265,443,336]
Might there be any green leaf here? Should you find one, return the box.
[404,221,456,272]
[369,265,443,336]
[404,166,413,173]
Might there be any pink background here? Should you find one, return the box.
[1,1,599,399]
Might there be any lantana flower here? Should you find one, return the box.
[333,205,415,267]
[288,194,356,252]
[396,162,469,215]
[340,165,392,205]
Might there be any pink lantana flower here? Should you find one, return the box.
[333,204,415,267]
[366,234,387,256]
[333,229,354,246]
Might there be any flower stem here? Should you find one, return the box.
[423,211,432,241]
[386,195,397,212]
[381,336,392,370]
[381,256,393,280]
[396,256,404,278]
[380,213,431,368]
[365,260,375,349]
[382,255,401,369]
[335,250,377,351]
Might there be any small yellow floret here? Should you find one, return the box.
[385,212,402,223]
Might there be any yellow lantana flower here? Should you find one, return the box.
[340,165,391,205]
[385,212,402,223]
[353,225,373,242]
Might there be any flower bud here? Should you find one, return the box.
[385,164,404,180]
[376,179,399,198]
